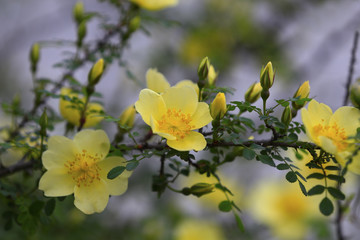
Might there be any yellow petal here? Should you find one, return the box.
[130,0,178,11]
[83,102,104,128]
[329,106,360,136]
[336,151,360,175]
[135,89,167,125]
[73,129,110,159]
[98,156,132,195]
[146,68,170,93]
[175,80,199,97]
[318,136,338,154]
[150,116,176,140]
[42,135,78,170]
[39,168,74,197]
[74,180,109,214]
[167,131,207,151]
[161,86,198,115]
[190,102,212,129]
[59,88,82,126]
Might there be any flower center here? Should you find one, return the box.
[157,108,194,140]
[64,149,102,187]
[313,121,348,151]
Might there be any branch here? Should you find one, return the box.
[0,161,34,178]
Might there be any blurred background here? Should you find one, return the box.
[1,0,360,239]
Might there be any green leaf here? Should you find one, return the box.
[107,166,126,180]
[307,173,324,180]
[44,199,56,216]
[29,200,44,216]
[298,181,307,196]
[218,200,232,212]
[276,163,290,170]
[327,174,345,183]
[319,197,334,216]
[286,171,297,183]
[308,185,325,196]
[243,148,256,160]
[257,154,275,167]
[327,187,346,200]
[295,171,307,182]
[324,166,340,171]
[234,213,245,232]
[126,161,139,171]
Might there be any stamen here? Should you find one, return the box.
[157,108,194,140]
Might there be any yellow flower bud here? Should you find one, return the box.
[30,43,40,73]
[292,81,310,109]
[73,1,84,24]
[198,56,210,81]
[350,78,360,108]
[88,58,105,86]
[129,16,141,33]
[119,105,136,130]
[210,92,227,119]
[260,61,274,90]
[189,183,215,197]
[130,0,178,11]
[207,65,218,86]
[245,82,262,103]
[281,106,292,126]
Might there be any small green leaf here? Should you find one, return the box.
[44,199,56,216]
[319,197,334,216]
[218,200,232,212]
[276,163,290,170]
[107,166,126,180]
[234,213,245,232]
[286,171,297,183]
[295,171,307,182]
[243,148,256,160]
[298,181,307,196]
[307,173,324,180]
[29,200,44,216]
[325,166,340,171]
[126,161,139,171]
[308,185,325,196]
[327,187,346,200]
[257,154,275,167]
[327,174,345,183]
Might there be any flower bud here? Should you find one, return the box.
[77,21,87,48]
[207,65,218,86]
[350,78,360,108]
[292,81,310,109]
[129,16,141,33]
[260,61,274,90]
[189,183,215,197]
[39,108,48,137]
[245,82,262,103]
[119,105,136,130]
[88,58,105,86]
[281,106,292,127]
[198,56,210,82]
[210,92,227,119]
[73,2,84,25]
[30,43,40,73]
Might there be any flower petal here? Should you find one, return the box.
[167,131,206,151]
[318,136,337,155]
[83,102,104,128]
[150,115,176,140]
[98,156,132,195]
[161,86,198,115]
[174,80,199,96]
[73,130,110,159]
[74,180,109,214]
[146,68,170,93]
[190,102,213,129]
[135,89,167,125]
[39,168,74,197]
[329,106,360,136]
[336,151,360,175]
[42,135,78,170]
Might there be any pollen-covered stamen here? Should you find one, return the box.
[157,108,195,140]
[313,121,348,151]
[64,149,102,187]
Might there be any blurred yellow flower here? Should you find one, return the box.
[174,219,225,240]
[135,86,212,151]
[39,129,132,214]
[130,0,178,11]
[59,88,104,128]
[146,68,199,96]
[119,104,136,129]
[301,100,360,173]
[248,180,322,240]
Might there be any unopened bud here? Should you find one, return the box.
[88,58,105,86]
[281,106,292,127]
[245,82,262,103]
[30,43,40,73]
[129,16,141,33]
[210,92,227,119]
[292,81,310,109]
[73,2,84,25]
[260,61,274,90]
[198,57,210,85]
[39,108,48,137]
[350,78,360,108]
[207,65,218,86]
[77,21,87,48]
[189,183,215,197]
[119,105,136,130]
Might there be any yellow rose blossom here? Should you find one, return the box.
[39,129,132,214]
[301,100,360,173]
[59,88,104,128]
[146,68,199,96]
[130,0,178,11]
[174,219,225,240]
[135,86,212,151]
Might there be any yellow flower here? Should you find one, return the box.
[248,180,322,240]
[174,219,225,240]
[130,0,178,11]
[38,129,132,214]
[135,86,212,151]
[210,92,226,119]
[59,88,104,128]
[301,100,360,173]
[146,68,199,96]
[119,104,136,129]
